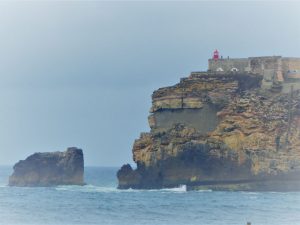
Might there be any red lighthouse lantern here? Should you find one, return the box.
[213,49,219,60]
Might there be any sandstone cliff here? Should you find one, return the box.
[9,147,84,187]
[118,72,300,191]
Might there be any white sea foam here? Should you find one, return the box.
[241,191,260,195]
[196,189,213,192]
[55,184,188,193]
[55,184,121,193]
[145,184,187,193]
[160,184,187,192]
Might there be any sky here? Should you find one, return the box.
[0,1,299,167]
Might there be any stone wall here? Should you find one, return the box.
[282,58,300,72]
[209,56,300,78]
[208,56,300,87]
[249,56,281,75]
[208,58,249,72]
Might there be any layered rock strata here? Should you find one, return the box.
[9,147,84,187]
[118,72,300,191]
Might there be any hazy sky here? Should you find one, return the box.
[0,1,299,166]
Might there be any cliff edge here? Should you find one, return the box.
[117,72,300,191]
[9,147,84,187]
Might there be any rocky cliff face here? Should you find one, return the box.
[117,72,300,191]
[9,147,84,187]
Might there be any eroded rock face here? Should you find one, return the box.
[118,72,300,191]
[9,147,84,187]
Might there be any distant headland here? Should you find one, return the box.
[117,50,300,191]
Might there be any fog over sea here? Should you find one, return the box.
[0,166,299,225]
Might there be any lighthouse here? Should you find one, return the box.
[213,49,219,60]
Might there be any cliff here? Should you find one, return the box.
[9,147,84,187]
[117,72,300,191]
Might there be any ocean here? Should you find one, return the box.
[0,166,300,225]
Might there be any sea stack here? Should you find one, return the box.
[117,54,300,191]
[9,147,84,187]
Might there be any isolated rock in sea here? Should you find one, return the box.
[117,70,300,191]
[9,147,84,187]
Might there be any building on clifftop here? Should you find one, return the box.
[207,50,300,92]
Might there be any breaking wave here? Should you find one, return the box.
[55,184,188,193]
[159,184,187,192]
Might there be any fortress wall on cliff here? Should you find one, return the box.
[209,56,300,74]
[249,57,281,82]
[208,58,249,72]
[282,58,300,73]
[208,56,300,86]
[249,56,281,75]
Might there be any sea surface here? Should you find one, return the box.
[0,166,300,225]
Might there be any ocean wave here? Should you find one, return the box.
[241,191,260,195]
[55,185,122,193]
[55,184,188,193]
[196,189,213,192]
[159,185,187,192]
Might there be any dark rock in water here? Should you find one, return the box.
[117,164,143,189]
[9,147,84,187]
